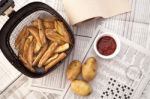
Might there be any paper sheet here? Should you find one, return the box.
[61,26,150,99]
[63,0,131,25]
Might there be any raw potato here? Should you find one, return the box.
[66,60,82,81]
[71,80,92,96]
[82,57,97,81]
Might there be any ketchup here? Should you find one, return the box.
[97,36,116,56]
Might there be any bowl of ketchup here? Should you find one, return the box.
[94,32,120,59]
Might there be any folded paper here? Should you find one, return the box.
[63,0,131,25]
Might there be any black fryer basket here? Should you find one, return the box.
[0,0,74,78]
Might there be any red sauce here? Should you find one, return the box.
[97,36,116,56]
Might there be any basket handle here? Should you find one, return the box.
[0,0,15,16]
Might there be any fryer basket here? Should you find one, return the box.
[0,1,74,78]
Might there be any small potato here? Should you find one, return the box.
[71,80,92,96]
[82,57,97,81]
[67,60,81,81]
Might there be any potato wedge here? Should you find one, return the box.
[32,20,38,27]
[19,54,35,72]
[43,16,57,22]
[55,43,69,53]
[45,53,66,71]
[45,29,65,45]
[28,26,42,53]
[23,36,33,59]
[18,38,26,55]
[44,54,59,65]
[82,57,97,81]
[43,21,54,29]
[15,26,29,49]
[37,18,47,45]
[66,60,81,81]
[38,42,58,67]
[33,43,48,66]
[45,29,67,43]
[27,41,34,66]
[71,80,92,96]
[55,21,71,43]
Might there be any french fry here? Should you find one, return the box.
[19,54,35,72]
[23,36,33,59]
[18,38,26,55]
[33,43,48,66]
[45,53,66,71]
[43,21,54,29]
[43,16,57,22]
[27,41,34,66]
[45,29,67,43]
[28,26,42,53]
[15,26,29,49]
[37,19,47,45]
[55,43,69,53]
[32,20,38,27]
[44,54,59,65]
[38,42,58,67]
[55,21,71,43]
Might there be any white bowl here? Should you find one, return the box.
[94,32,120,59]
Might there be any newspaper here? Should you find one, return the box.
[1,0,150,99]
[0,50,21,93]
[0,75,60,99]
[61,26,150,99]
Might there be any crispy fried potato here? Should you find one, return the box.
[38,42,58,67]
[18,38,26,55]
[28,26,42,53]
[45,29,67,43]
[43,21,54,29]
[45,53,66,71]
[55,21,71,43]
[66,60,81,81]
[71,80,92,96]
[23,36,33,59]
[82,57,97,81]
[32,20,38,27]
[15,26,29,49]
[32,18,55,29]
[44,54,59,65]
[37,19,47,45]
[27,41,34,66]
[45,29,65,45]
[43,16,57,22]
[33,43,48,66]
[55,43,69,53]
[19,54,35,72]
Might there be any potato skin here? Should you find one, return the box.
[82,57,97,81]
[71,80,92,96]
[67,60,82,81]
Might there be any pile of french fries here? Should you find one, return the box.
[15,16,71,72]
